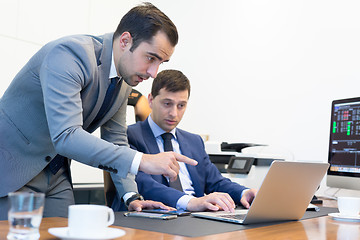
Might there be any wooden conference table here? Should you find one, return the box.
[0,199,359,240]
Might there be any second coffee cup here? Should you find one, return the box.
[68,204,115,238]
[337,196,360,217]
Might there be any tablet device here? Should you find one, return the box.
[142,209,191,216]
[124,211,177,220]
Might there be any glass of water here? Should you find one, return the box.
[7,192,45,240]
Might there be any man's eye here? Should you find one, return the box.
[147,56,154,61]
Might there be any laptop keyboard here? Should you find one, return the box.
[219,214,246,221]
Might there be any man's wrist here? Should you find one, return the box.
[125,193,144,208]
[241,188,250,198]
[177,195,195,210]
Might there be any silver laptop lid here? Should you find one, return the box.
[192,161,329,225]
[243,161,329,224]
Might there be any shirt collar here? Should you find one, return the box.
[148,114,176,139]
[109,52,119,79]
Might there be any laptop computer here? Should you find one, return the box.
[191,160,329,224]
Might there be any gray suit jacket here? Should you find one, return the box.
[0,33,138,198]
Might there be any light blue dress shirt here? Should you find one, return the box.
[148,115,195,210]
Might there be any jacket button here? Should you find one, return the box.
[98,165,104,169]
[103,166,109,171]
[113,169,118,174]
[45,156,52,162]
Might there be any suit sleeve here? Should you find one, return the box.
[102,94,139,196]
[135,172,185,208]
[40,43,136,179]
[199,137,248,204]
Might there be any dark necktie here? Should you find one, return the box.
[49,77,121,175]
[90,77,122,128]
[48,154,67,175]
[161,133,183,192]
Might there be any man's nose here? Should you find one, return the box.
[147,64,160,78]
[169,105,177,117]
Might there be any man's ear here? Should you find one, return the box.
[148,93,154,109]
[118,32,132,49]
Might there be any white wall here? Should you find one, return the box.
[1,0,360,194]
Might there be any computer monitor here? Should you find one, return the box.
[327,97,360,190]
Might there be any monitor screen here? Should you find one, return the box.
[327,97,360,190]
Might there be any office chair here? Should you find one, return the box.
[103,171,116,207]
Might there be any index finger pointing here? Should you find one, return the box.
[174,152,198,166]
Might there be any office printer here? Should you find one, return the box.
[205,142,284,174]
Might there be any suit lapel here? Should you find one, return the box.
[141,120,169,185]
[83,33,114,130]
[141,120,161,154]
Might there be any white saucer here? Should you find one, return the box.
[48,227,126,240]
[328,213,360,222]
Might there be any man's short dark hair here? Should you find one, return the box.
[114,2,178,51]
[151,70,191,99]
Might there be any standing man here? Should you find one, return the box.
[120,70,257,212]
[0,2,197,220]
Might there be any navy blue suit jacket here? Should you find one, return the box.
[127,119,248,208]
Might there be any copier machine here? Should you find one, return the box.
[205,142,284,189]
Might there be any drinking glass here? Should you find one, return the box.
[7,192,45,240]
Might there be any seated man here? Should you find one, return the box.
[127,69,257,212]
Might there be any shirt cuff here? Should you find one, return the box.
[123,192,137,203]
[241,188,250,198]
[130,152,142,175]
[176,195,195,210]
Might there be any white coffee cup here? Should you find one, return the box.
[337,196,360,217]
[68,204,115,238]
